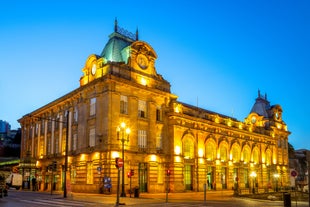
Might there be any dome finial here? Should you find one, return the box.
[136,27,139,41]
[114,18,118,32]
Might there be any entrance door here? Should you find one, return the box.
[184,165,193,190]
[138,163,148,192]
[221,167,227,189]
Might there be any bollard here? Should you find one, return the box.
[283,192,291,207]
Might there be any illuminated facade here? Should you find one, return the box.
[18,21,290,194]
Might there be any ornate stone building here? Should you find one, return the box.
[18,21,290,194]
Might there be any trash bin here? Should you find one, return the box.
[134,187,139,198]
[283,192,291,207]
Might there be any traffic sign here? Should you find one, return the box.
[291,169,298,177]
[117,158,123,168]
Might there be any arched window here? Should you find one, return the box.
[253,148,259,164]
[242,147,250,163]
[231,144,240,162]
[205,141,216,161]
[266,149,272,165]
[220,144,228,161]
[183,136,194,159]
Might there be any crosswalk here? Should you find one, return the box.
[19,198,99,207]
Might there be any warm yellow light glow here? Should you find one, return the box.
[150,155,157,162]
[80,154,86,161]
[274,173,280,178]
[93,152,100,160]
[198,149,204,157]
[141,77,147,86]
[250,171,257,178]
[199,158,204,164]
[126,128,131,135]
[111,151,120,158]
[215,117,219,123]
[216,159,220,165]
[175,156,181,162]
[227,119,232,127]
[229,154,232,160]
[174,104,182,113]
[175,146,181,155]
[121,122,126,128]
[239,123,243,129]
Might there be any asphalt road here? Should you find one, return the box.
[1,189,309,207]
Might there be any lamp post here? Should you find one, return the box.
[274,173,279,192]
[117,122,130,197]
[250,171,257,194]
[63,110,69,198]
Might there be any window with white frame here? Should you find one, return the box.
[90,98,96,116]
[120,95,128,114]
[138,130,147,149]
[89,128,95,147]
[138,100,147,118]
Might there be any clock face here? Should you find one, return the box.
[91,63,96,75]
[136,54,149,69]
[251,116,256,124]
[275,112,279,120]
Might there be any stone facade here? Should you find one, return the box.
[18,22,290,194]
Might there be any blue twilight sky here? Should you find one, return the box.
[0,1,309,150]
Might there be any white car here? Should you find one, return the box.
[303,185,308,193]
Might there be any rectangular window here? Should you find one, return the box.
[156,107,162,121]
[156,134,162,150]
[138,130,147,149]
[120,95,128,114]
[89,128,95,147]
[73,106,78,122]
[90,98,96,116]
[138,100,147,118]
[73,134,77,151]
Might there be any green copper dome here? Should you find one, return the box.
[100,20,138,63]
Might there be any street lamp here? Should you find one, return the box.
[250,171,257,194]
[274,173,279,192]
[117,122,130,197]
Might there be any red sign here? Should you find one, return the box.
[291,170,298,177]
[117,158,123,168]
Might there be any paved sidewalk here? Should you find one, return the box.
[67,190,234,206]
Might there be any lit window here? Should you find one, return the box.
[138,100,147,118]
[138,130,147,149]
[183,137,194,159]
[220,145,227,161]
[120,95,128,114]
[90,98,96,116]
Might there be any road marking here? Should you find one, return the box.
[19,198,96,207]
